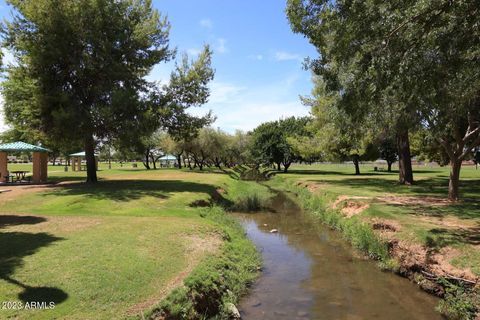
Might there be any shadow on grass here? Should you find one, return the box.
[42,179,234,207]
[0,217,68,305]
[0,215,47,228]
[281,169,399,176]
[426,226,480,249]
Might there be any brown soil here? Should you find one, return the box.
[126,233,222,317]
[378,233,478,295]
[330,195,371,218]
[341,201,370,218]
[296,181,328,194]
[0,214,103,235]
[376,195,451,207]
[371,218,400,232]
[0,181,80,203]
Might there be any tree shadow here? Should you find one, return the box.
[41,179,234,207]
[0,215,47,228]
[0,217,68,305]
[426,226,480,249]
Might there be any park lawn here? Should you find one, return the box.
[274,163,480,277]
[0,167,259,319]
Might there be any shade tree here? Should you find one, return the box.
[287,0,480,200]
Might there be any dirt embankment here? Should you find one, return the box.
[334,195,478,294]
[296,181,479,297]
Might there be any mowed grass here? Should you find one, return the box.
[0,165,253,319]
[274,163,480,275]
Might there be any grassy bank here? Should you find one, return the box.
[269,163,480,320]
[0,167,261,319]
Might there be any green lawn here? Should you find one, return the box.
[0,166,260,319]
[273,163,480,276]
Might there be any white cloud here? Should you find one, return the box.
[188,74,309,133]
[248,54,263,60]
[274,51,302,61]
[187,48,202,57]
[199,19,213,29]
[0,95,10,133]
[215,38,228,54]
[2,49,17,66]
[208,82,247,104]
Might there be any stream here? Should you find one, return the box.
[234,192,442,320]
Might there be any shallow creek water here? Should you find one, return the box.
[234,192,442,320]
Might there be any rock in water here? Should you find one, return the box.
[269,229,278,233]
[225,302,241,319]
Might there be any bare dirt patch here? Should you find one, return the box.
[382,237,478,295]
[371,218,400,232]
[0,181,80,203]
[126,233,222,317]
[1,214,103,234]
[330,195,371,218]
[376,195,451,207]
[341,201,370,218]
[296,181,328,193]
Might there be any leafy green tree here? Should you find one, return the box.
[287,0,480,199]
[302,78,377,175]
[2,0,173,182]
[378,136,398,172]
[250,116,309,172]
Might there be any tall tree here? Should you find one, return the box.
[287,0,480,199]
[2,0,173,182]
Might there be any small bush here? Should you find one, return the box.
[436,280,479,320]
[239,167,268,181]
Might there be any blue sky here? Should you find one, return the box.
[0,0,317,133]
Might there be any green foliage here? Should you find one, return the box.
[287,0,480,198]
[378,136,398,171]
[2,0,174,182]
[250,116,310,172]
[436,280,478,320]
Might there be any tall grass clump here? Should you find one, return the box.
[144,206,260,320]
[226,179,273,212]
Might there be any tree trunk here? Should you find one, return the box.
[85,135,98,183]
[150,154,157,169]
[396,128,414,184]
[176,154,182,169]
[448,159,462,201]
[143,150,150,169]
[353,156,360,175]
[387,161,392,172]
[283,162,291,173]
[276,162,281,171]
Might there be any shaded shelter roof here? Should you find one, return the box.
[69,151,99,157]
[0,141,50,153]
[159,154,176,161]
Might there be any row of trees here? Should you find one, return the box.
[134,114,401,175]
[286,0,480,200]
[1,0,214,183]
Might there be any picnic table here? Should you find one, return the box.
[10,170,30,182]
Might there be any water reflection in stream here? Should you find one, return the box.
[234,192,442,320]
